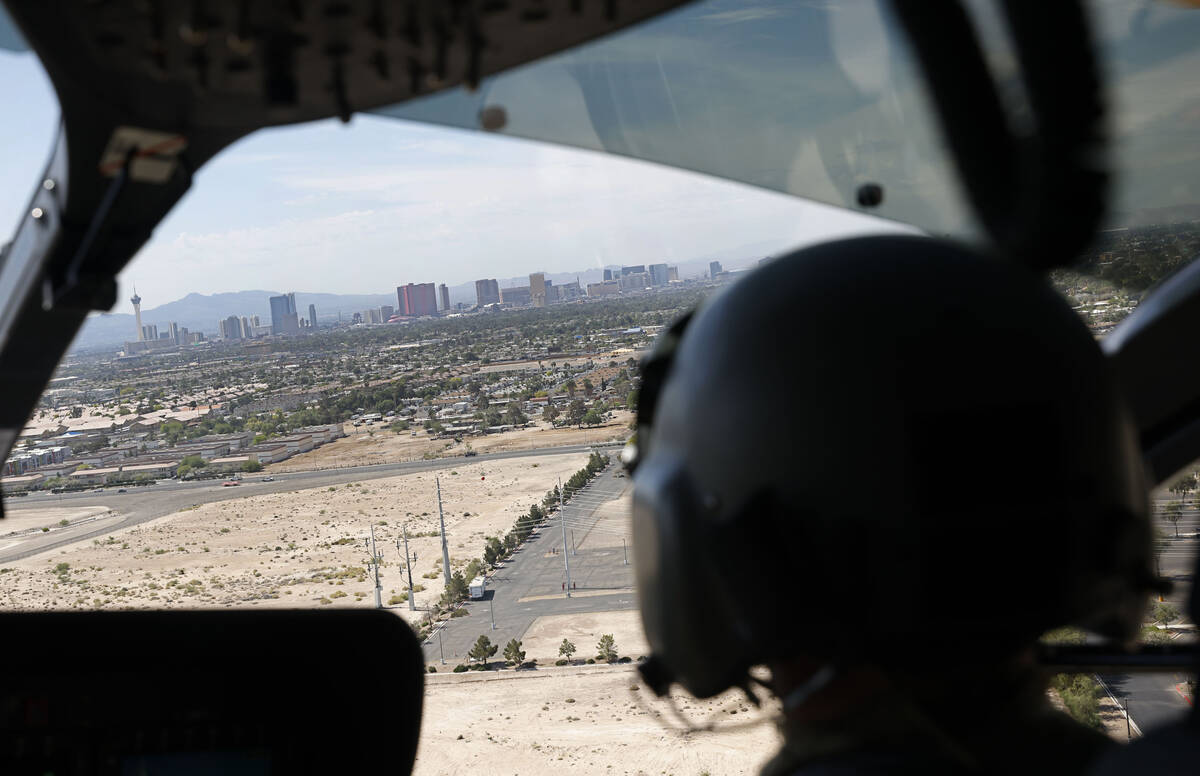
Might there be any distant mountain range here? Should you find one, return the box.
[75,247,778,352]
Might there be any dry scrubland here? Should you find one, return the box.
[0,454,587,617]
[270,412,633,472]
[417,665,781,776]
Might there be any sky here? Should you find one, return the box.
[4,1,1200,318]
[0,44,895,319]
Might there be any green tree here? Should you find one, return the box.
[626,388,639,412]
[596,634,618,663]
[442,571,469,606]
[566,399,586,426]
[504,401,528,426]
[543,405,560,423]
[582,378,594,397]
[483,536,504,566]
[581,408,604,427]
[1164,500,1184,538]
[565,378,577,398]
[1050,673,1102,730]
[1153,601,1181,624]
[503,638,526,666]
[558,638,576,661]
[469,634,498,664]
[240,459,263,472]
[180,454,205,469]
[1169,473,1197,500]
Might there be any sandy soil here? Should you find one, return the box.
[269,413,633,473]
[0,505,113,535]
[0,454,587,621]
[521,610,649,664]
[417,665,780,776]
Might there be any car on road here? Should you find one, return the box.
[262,476,275,482]
[222,480,240,487]
[464,450,477,457]
[92,488,103,492]
[116,488,127,493]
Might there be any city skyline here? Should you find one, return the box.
[95,115,896,317]
[111,257,699,349]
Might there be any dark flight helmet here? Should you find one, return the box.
[631,235,1156,700]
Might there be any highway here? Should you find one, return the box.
[0,443,614,564]
[422,465,635,665]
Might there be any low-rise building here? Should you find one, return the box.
[69,466,122,486]
[74,450,124,468]
[208,455,251,472]
[191,432,254,450]
[295,424,344,444]
[242,444,290,464]
[119,461,179,479]
[37,463,80,478]
[170,442,231,460]
[1,473,44,493]
[273,434,314,455]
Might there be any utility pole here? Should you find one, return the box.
[489,596,496,630]
[438,628,445,665]
[622,537,628,565]
[437,476,451,587]
[399,525,416,611]
[365,526,382,609]
[571,530,576,556]
[559,477,572,597]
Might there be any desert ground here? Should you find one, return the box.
[269,412,633,472]
[0,446,1132,770]
[417,663,781,776]
[0,453,589,620]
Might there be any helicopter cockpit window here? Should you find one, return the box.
[374,0,1200,328]
[1,0,1198,767]
[0,3,57,248]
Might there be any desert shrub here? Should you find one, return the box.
[1051,673,1103,730]
[452,664,467,673]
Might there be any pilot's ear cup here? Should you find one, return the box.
[632,455,750,699]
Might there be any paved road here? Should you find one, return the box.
[1097,493,1197,733]
[0,443,616,564]
[1101,671,1192,734]
[423,466,636,665]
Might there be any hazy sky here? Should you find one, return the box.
[4,0,1200,318]
[0,45,896,318]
